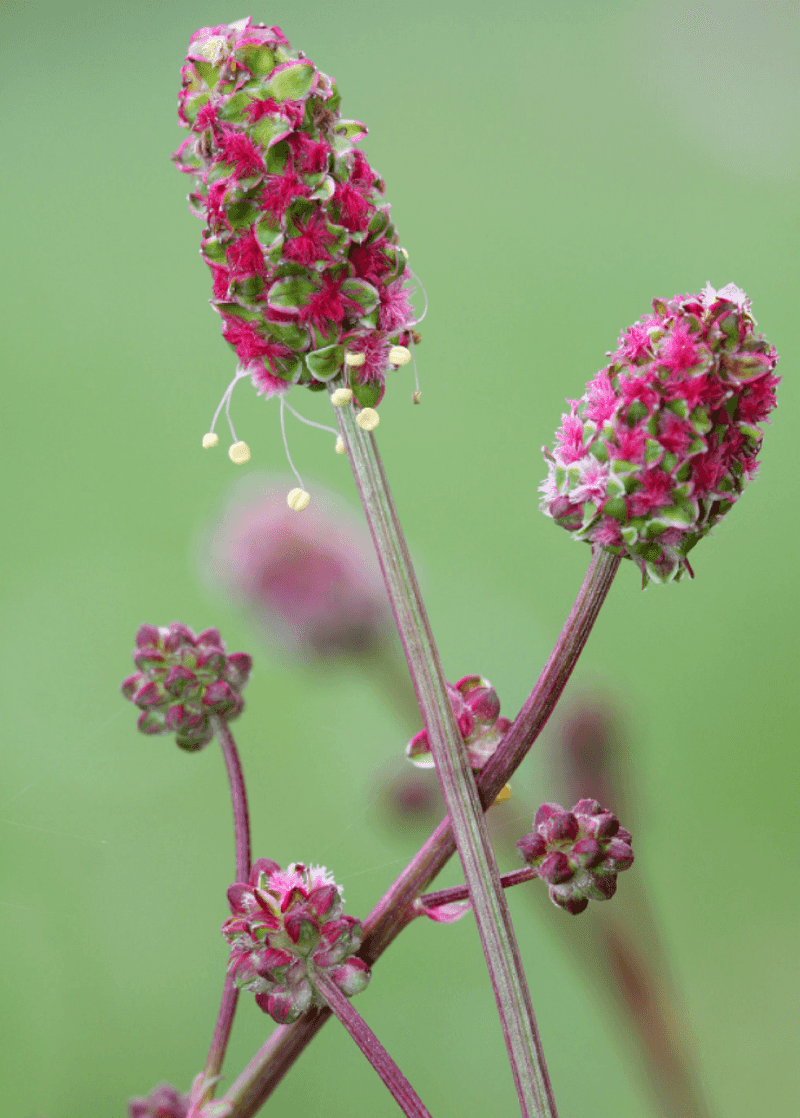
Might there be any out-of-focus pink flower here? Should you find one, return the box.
[205,478,391,659]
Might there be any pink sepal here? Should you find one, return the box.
[419,900,471,924]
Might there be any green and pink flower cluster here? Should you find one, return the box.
[223,859,370,1024]
[173,17,415,410]
[121,623,251,751]
[541,284,779,584]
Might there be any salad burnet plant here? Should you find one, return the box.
[121,16,779,1118]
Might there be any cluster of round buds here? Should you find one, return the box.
[516,799,634,915]
[407,675,511,770]
[223,858,370,1023]
[128,1084,189,1118]
[121,623,252,751]
[173,17,418,423]
[540,284,780,585]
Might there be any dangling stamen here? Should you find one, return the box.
[279,396,311,510]
[203,367,250,459]
[407,268,428,327]
[282,398,339,437]
[411,342,421,404]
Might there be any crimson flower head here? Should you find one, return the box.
[223,858,370,1024]
[517,800,634,915]
[407,675,511,770]
[173,17,416,412]
[121,623,252,751]
[540,284,779,584]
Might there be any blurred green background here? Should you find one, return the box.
[1,0,798,1115]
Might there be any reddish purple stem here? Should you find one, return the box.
[314,971,432,1118]
[419,867,537,911]
[199,715,253,1100]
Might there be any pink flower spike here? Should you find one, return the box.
[173,18,417,420]
[541,286,779,585]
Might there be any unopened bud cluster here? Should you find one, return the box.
[121,623,252,750]
[128,1083,189,1118]
[407,675,511,769]
[173,17,415,411]
[516,799,633,914]
[223,858,370,1024]
[541,284,780,584]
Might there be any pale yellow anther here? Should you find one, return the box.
[492,783,512,805]
[356,408,380,431]
[228,440,251,465]
[388,345,412,366]
[334,435,346,455]
[412,390,422,405]
[400,247,409,260]
[345,351,366,367]
[287,487,311,511]
[202,432,220,449]
[197,36,229,64]
[330,387,353,407]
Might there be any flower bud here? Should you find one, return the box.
[540,285,779,584]
[517,799,634,914]
[407,674,511,770]
[128,1083,189,1118]
[121,623,251,749]
[223,860,369,1023]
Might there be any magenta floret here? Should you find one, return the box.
[516,799,634,915]
[121,622,252,750]
[406,675,511,770]
[540,284,779,585]
[223,858,370,1023]
[173,17,415,411]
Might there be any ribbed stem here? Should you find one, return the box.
[198,716,253,1103]
[219,547,620,1116]
[334,404,557,1118]
[212,714,251,885]
[418,867,537,912]
[314,972,432,1118]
